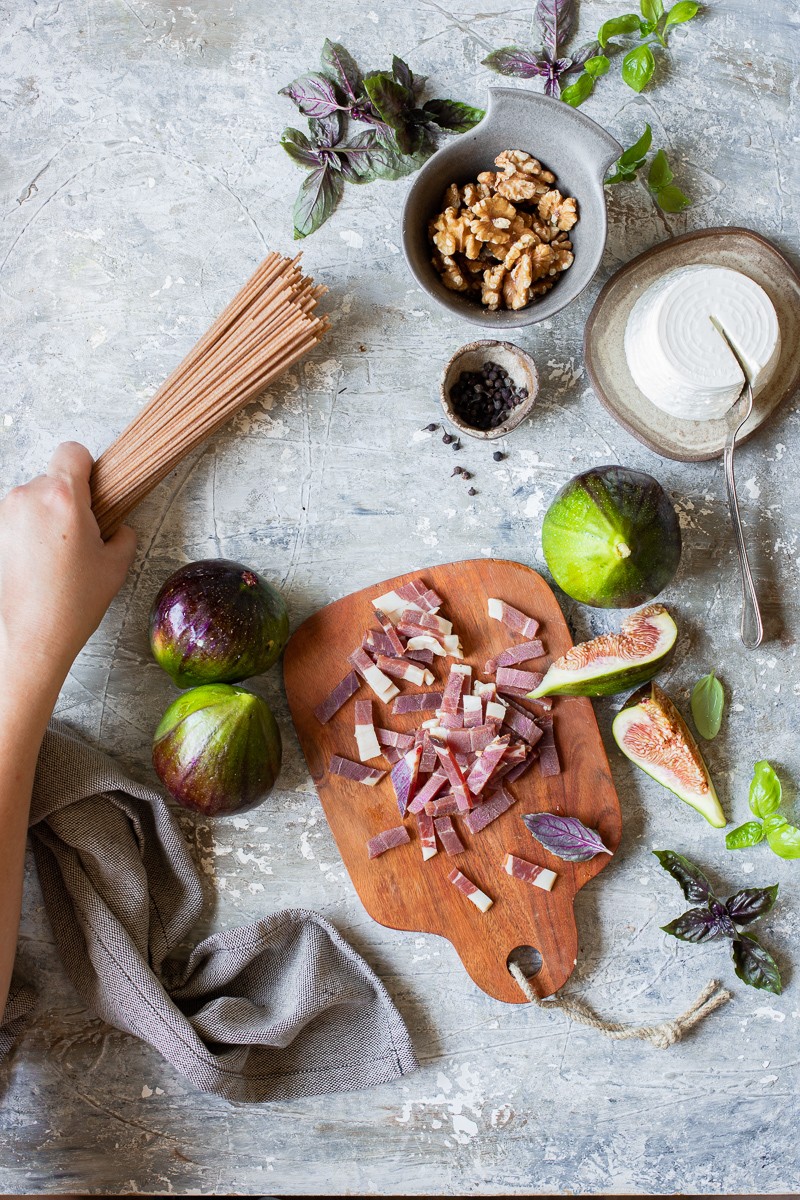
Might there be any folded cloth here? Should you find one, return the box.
[0,720,417,1101]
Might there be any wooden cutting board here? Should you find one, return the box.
[283,559,622,1003]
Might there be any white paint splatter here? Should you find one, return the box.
[524,489,546,519]
[753,1007,785,1022]
[141,1085,153,1098]
[339,229,363,249]
[744,476,761,499]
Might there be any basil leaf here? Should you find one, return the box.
[569,41,602,66]
[390,55,419,97]
[292,164,343,239]
[652,849,713,902]
[604,166,638,185]
[664,0,700,30]
[422,99,485,133]
[280,128,322,168]
[535,0,577,59]
[597,13,643,46]
[749,760,782,818]
[523,813,612,862]
[560,72,594,107]
[584,54,611,77]
[337,130,425,182]
[622,43,656,91]
[662,902,733,943]
[655,183,691,211]
[765,817,800,860]
[725,884,779,925]
[647,147,674,193]
[320,40,363,101]
[690,670,724,740]
[725,820,765,850]
[279,72,343,120]
[362,72,417,152]
[308,112,344,147]
[732,934,782,995]
[620,123,653,165]
[640,0,664,24]
[482,46,549,78]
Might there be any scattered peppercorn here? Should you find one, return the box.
[451,466,463,477]
[461,470,472,480]
[449,361,528,431]
[493,450,505,461]
[442,432,454,445]
[426,422,439,432]
[452,439,461,451]
[467,487,478,496]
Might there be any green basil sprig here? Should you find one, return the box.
[726,761,800,859]
[604,126,690,212]
[691,670,725,740]
[599,0,700,93]
[654,850,781,994]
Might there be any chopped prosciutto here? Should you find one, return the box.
[314,670,360,725]
[537,716,561,777]
[354,699,381,762]
[431,738,473,811]
[416,811,437,860]
[349,646,399,702]
[392,691,443,715]
[382,745,404,764]
[367,825,411,859]
[406,634,447,658]
[487,598,540,639]
[419,732,438,774]
[405,645,435,666]
[396,580,428,604]
[415,586,443,612]
[466,734,511,795]
[485,640,545,673]
[398,618,447,645]
[374,608,406,656]
[400,609,453,637]
[441,664,472,714]
[526,694,553,716]
[407,770,448,813]
[363,629,400,659]
[376,654,428,686]
[448,868,493,913]
[504,852,557,892]
[463,785,517,834]
[391,745,422,816]
[503,747,539,782]
[376,727,415,752]
[501,704,544,747]
[462,694,483,728]
[495,666,545,697]
[434,816,465,856]
[445,725,498,754]
[424,793,459,816]
[329,755,386,787]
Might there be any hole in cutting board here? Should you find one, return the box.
[507,945,543,978]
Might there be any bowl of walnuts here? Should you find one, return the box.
[401,88,622,327]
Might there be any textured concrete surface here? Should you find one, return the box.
[1,0,799,1194]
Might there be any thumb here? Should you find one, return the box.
[103,523,138,586]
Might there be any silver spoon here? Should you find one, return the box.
[711,319,764,650]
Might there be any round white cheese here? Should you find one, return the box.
[624,265,781,421]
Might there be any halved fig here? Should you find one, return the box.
[612,683,726,828]
[530,604,677,699]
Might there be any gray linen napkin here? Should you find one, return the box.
[0,720,417,1101]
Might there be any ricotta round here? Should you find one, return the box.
[624,265,781,421]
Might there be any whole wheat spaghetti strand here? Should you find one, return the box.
[91,253,327,537]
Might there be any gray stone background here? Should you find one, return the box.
[1,0,798,1194]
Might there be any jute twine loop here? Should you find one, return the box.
[509,962,732,1049]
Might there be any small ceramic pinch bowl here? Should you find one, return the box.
[402,87,622,328]
[441,339,539,440]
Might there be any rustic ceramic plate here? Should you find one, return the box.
[583,227,800,461]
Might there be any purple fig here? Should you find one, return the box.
[149,559,289,688]
[152,684,282,816]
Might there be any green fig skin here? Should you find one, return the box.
[152,684,282,816]
[149,559,289,689]
[533,654,672,698]
[541,465,682,608]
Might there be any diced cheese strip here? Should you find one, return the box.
[448,868,493,913]
[504,853,557,892]
[406,635,447,657]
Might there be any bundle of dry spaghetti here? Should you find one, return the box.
[91,253,328,538]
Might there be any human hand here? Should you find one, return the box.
[0,442,137,707]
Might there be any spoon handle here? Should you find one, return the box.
[724,430,764,650]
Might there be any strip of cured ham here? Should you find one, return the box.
[448,868,493,912]
[487,598,540,639]
[376,654,428,686]
[501,704,543,747]
[440,663,472,714]
[485,639,545,673]
[463,785,517,834]
[416,811,437,860]
[424,793,459,816]
[495,666,545,697]
[373,608,406,656]
[367,825,411,858]
[434,815,465,856]
[503,853,557,891]
[392,691,443,714]
[391,745,422,815]
[536,717,561,776]
[466,734,511,795]
[407,770,448,814]
[348,646,400,702]
[354,699,381,762]
[314,670,360,724]
[329,755,386,786]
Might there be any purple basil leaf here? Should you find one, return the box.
[662,904,731,944]
[279,72,344,120]
[570,40,601,66]
[362,72,415,152]
[523,813,612,862]
[652,850,713,903]
[535,0,577,59]
[725,884,779,926]
[732,934,782,994]
[308,112,344,148]
[320,40,363,101]
[481,46,549,78]
[544,73,561,98]
[292,164,344,239]
[391,54,416,96]
[421,99,485,133]
[280,127,322,168]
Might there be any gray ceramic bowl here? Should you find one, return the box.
[401,87,622,328]
[441,340,538,440]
